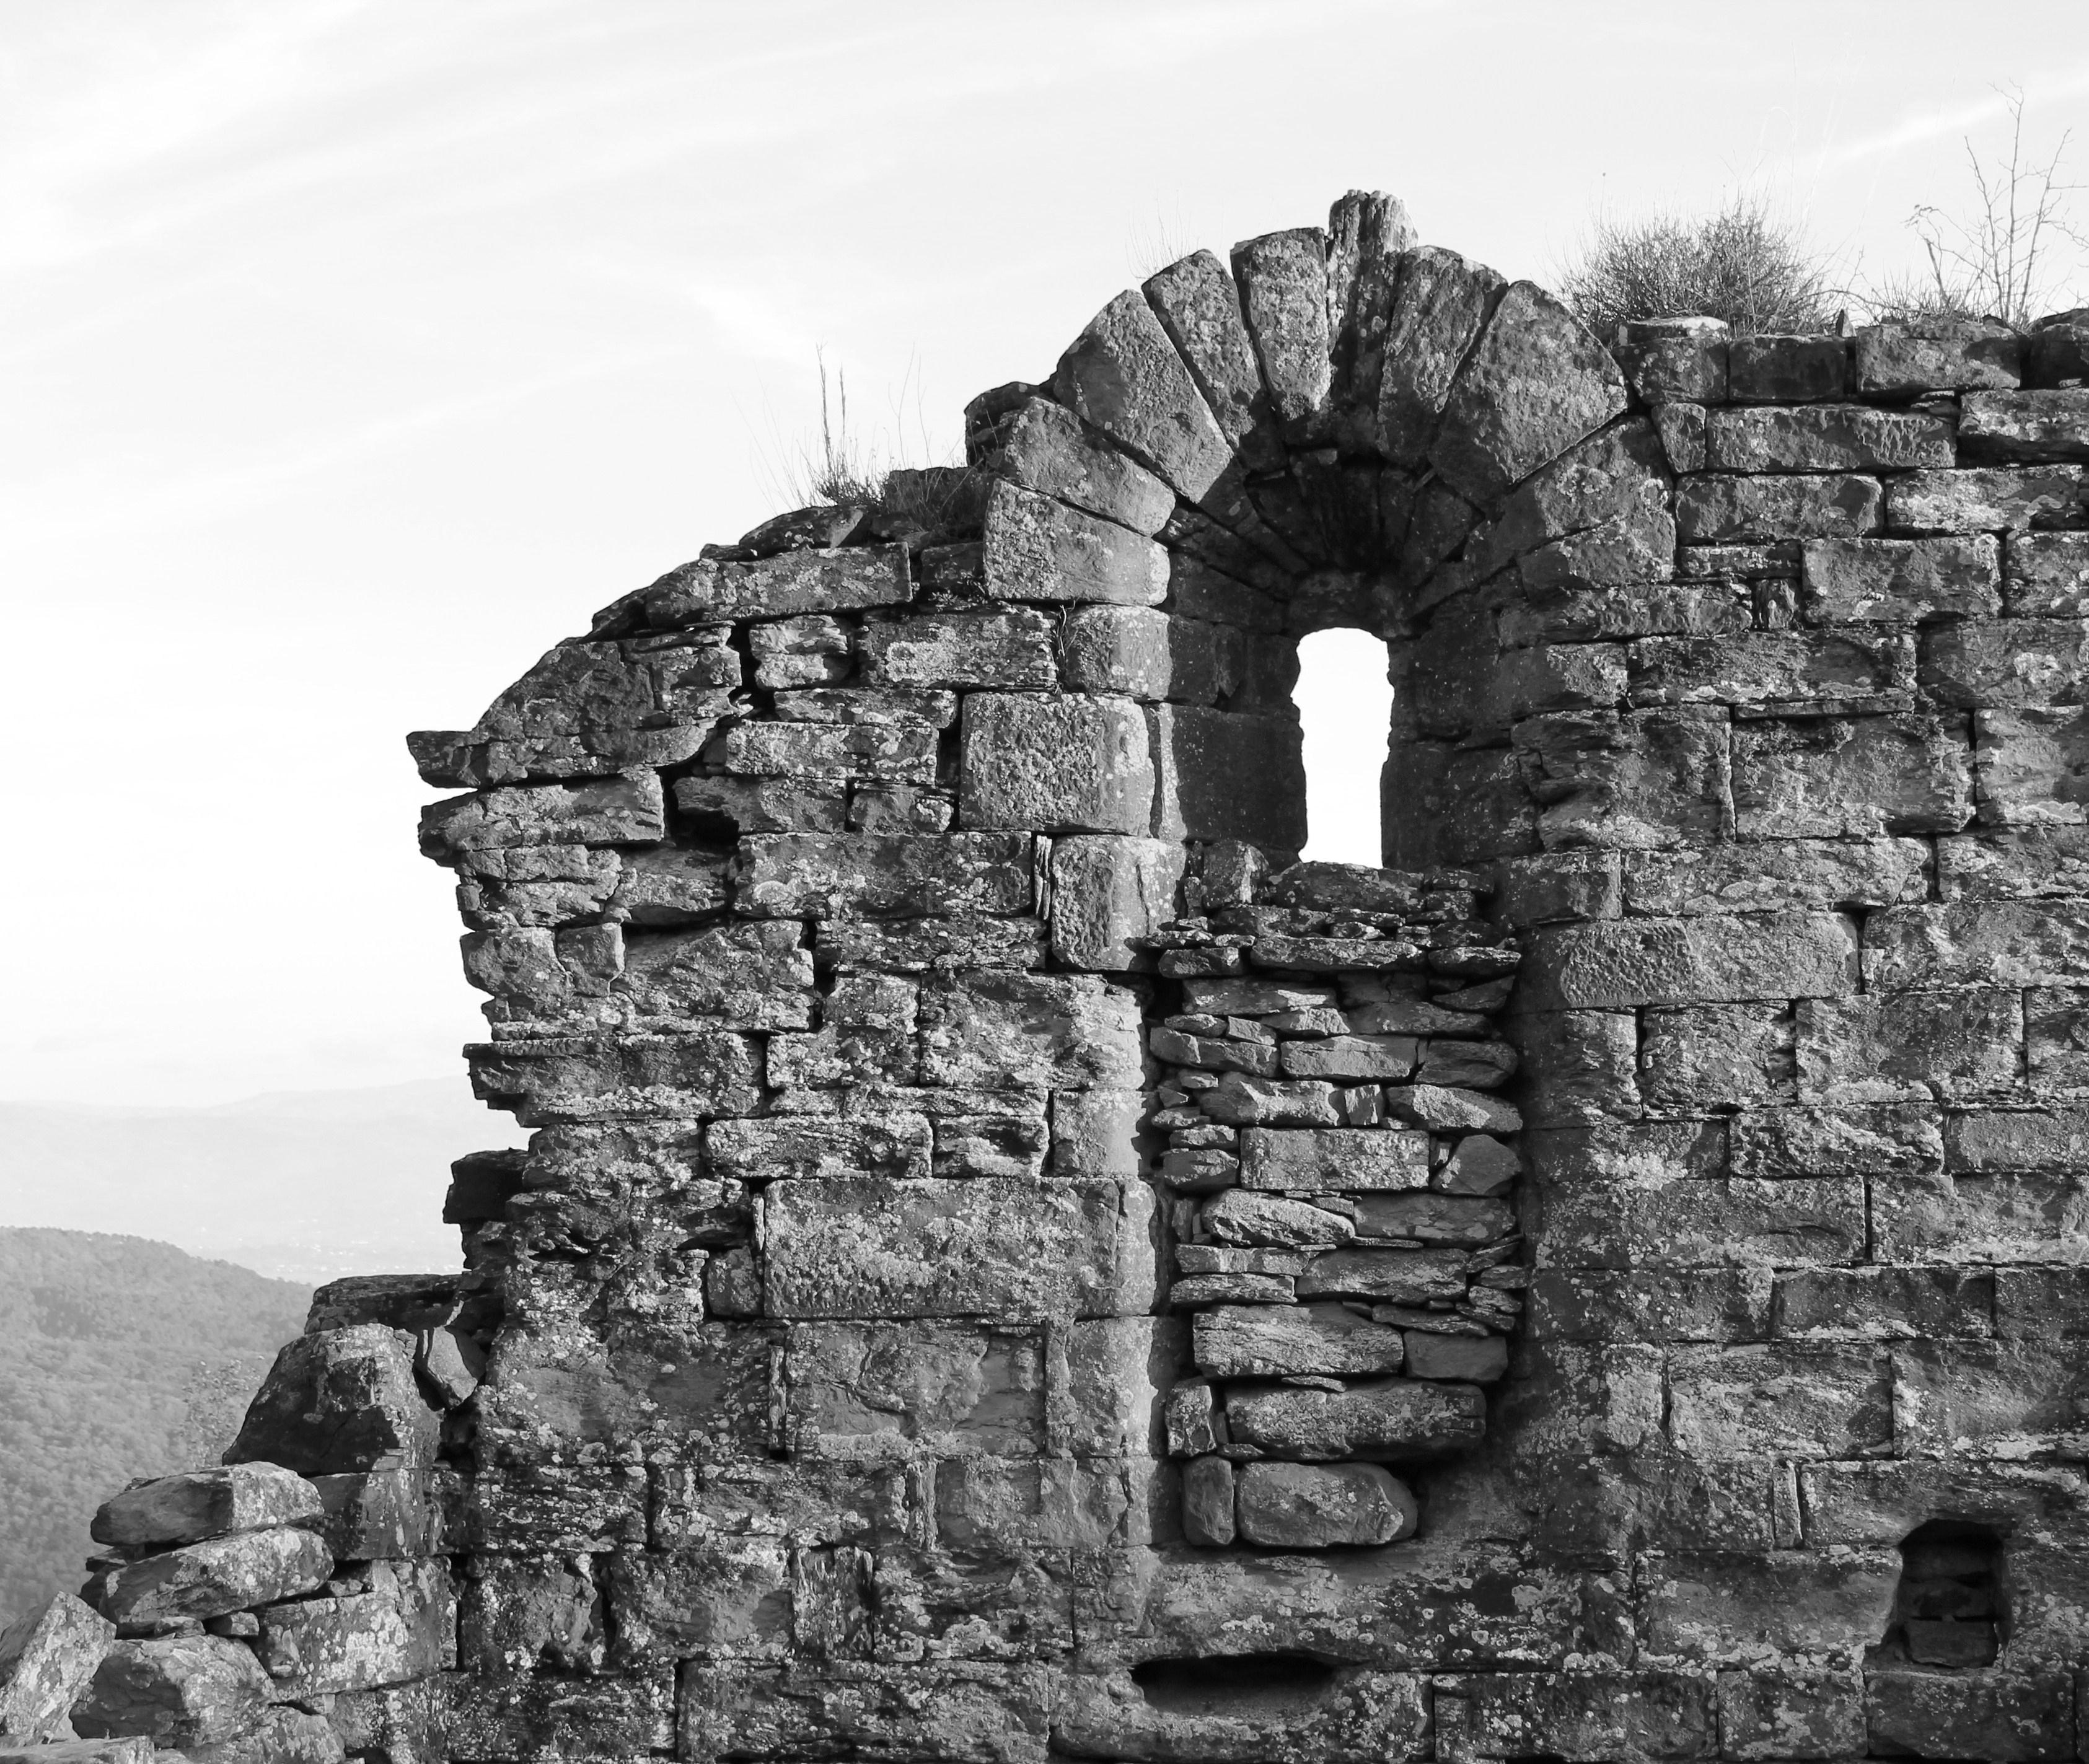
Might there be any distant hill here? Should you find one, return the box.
[0,1229,310,1624]
[0,1077,526,1281]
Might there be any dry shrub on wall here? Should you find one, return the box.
[1862,84,2085,329]
[1557,193,1837,336]
[763,348,979,527]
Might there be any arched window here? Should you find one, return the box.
[1292,628,1393,866]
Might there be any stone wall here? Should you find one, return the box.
[11,191,2089,1764]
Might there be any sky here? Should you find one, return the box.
[2,0,2087,1108]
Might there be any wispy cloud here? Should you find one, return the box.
[1820,64,2089,168]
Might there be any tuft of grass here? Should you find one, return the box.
[796,348,886,506]
[1557,193,1838,336]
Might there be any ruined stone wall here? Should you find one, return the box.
[15,191,2089,1764]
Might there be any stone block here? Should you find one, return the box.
[227,1324,439,1478]
[2005,531,2089,616]
[1144,248,1283,469]
[0,1594,113,1743]
[1279,1036,1418,1081]
[1179,1455,1235,1546]
[311,1467,460,1560]
[91,1526,332,1627]
[1801,535,2001,623]
[1493,1340,1665,1456]
[1058,606,1239,704]
[1524,912,1858,1009]
[1232,226,1334,443]
[1726,333,1850,402]
[1960,388,2089,462]
[1975,706,2089,825]
[73,1636,273,1750]
[1706,403,1955,472]
[979,480,1169,605]
[1887,465,2082,533]
[1513,708,1731,851]
[1526,1118,1728,1185]
[1865,900,2089,988]
[1404,1332,1508,1380]
[604,1540,790,1663]
[467,1030,762,1123]
[1050,1087,1145,1178]
[1795,990,2023,1103]
[1638,1003,1792,1113]
[1151,704,1307,849]
[446,1670,675,1763]
[762,1177,1148,1320]
[1855,318,2022,393]
[1204,1190,1355,1250]
[707,1113,931,1183]
[1922,617,2089,709]
[1871,1170,2089,1266]
[1715,1665,1867,1760]
[1368,245,1506,468]
[1512,1008,1640,1126]
[1527,1268,1772,1343]
[1772,1265,1994,1340]
[1531,1176,1862,1270]
[641,543,910,626]
[1053,287,1234,499]
[1225,1378,1485,1460]
[1193,1303,1405,1379]
[1674,473,1882,542]
[1665,1343,1892,1459]
[418,773,666,864]
[983,396,1176,533]
[742,833,1033,920]
[1623,836,1929,915]
[0,1743,150,1764]
[1297,1245,1471,1303]
[1457,1670,1715,1763]
[1238,1127,1428,1191]
[1057,1662,1428,1764]
[1234,1462,1418,1548]
[1942,827,2089,899]
[611,921,812,1029]
[961,693,1154,834]
[918,972,1141,1088]
[92,1463,322,1550]
[859,608,1057,688]
[1049,835,1184,970]
[2028,986,2089,1093]
[1865,1667,2075,1762]
[705,719,937,783]
[1798,1458,2088,1547]
[250,1560,452,1698]
[1432,281,1627,505]
[1893,1336,2089,1459]
[1729,1102,1943,1176]
[1627,628,1913,707]
[1642,1553,1898,1662]
[1616,316,1728,403]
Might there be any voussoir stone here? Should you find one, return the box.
[1052,287,1235,500]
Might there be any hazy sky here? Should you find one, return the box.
[4,0,2086,1107]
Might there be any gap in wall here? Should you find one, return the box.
[1292,627,1393,867]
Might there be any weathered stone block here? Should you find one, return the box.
[1628,628,1913,706]
[1795,990,2023,1104]
[1960,387,2089,462]
[1226,1378,1485,1460]
[1865,900,2089,989]
[1528,1268,1772,1343]
[1049,835,1184,971]
[705,719,937,783]
[1053,287,1233,500]
[1665,1343,1891,1459]
[1729,1102,1943,1176]
[1856,318,2021,393]
[1801,534,2000,623]
[1674,473,1881,542]
[1194,1303,1405,1379]
[1865,1667,2075,1762]
[468,1030,761,1123]
[1232,226,1334,443]
[419,773,666,863]
[762,1177,1148,1320]
[0,1594,113,1744]
[684,1661,1052,1764]
[1624,836,1929,915]
[1974,706,2089,825]
[91,1526,332,1627]
[707,1113,931,1183]
[918,973,1141,1089]
[1872,1169,2089,1266]
[642,544,910,626]
[2005,531,2089,616]
[1772,1265,1993,1340]
[92,1463,322,1550]
[1532,1177,1862,1270]
[73,1637,273,1749]
[1726,333,1849,402]
[1616,316,1728,403]
[1513,708,1731,851]
[1151,704,1306,849]
[1706,403,1954,472]
[984,396,1176,533]
[1432,281,1627,505]
[1642,1553,1898,1662]
[860,607,1057,689]
[736,831,1032,919]
[980,480,1169,606]
[1887,465,2082,533]
[1922,617,2089,708]
[447,1670,675,1763]
[1638,1004,1792,1113]
[1456,1670,1715,1763]
[250,1560,452,1698]
[312,1467,459,1560]
[961,693,1154,834]
[227,1324,438,1477]
[1238,1126,1428,1191]
[1179,1455,1235,1546]
[1526,912,1857,1009]
[1234,1462,1418,1548]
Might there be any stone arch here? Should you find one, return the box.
[392,193,2089,1762]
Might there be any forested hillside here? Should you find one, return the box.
[0,1229,308,1623]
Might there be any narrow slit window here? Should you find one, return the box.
[1293,628,1393,866]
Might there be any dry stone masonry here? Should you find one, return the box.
[10,192,2089,1764]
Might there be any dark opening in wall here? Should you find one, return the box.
[1292,628,1392,866]
[1132,1653,1338,1717]
[1884,1520,2006,1668]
